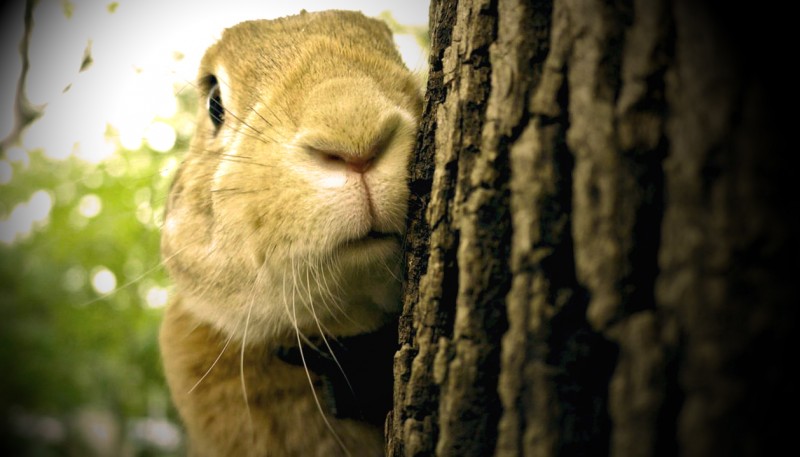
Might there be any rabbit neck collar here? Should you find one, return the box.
[276,324,397,424]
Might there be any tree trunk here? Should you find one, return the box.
[388,1,796,456]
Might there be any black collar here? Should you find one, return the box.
[276,324,397,426]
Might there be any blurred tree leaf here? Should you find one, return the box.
[61,0,74,18]
[80,40,93,72]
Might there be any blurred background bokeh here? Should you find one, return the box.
[0,1,429,455]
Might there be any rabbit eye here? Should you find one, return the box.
[207,78,224,130]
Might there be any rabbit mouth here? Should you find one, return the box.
[349,230,397,245]
[337,230,399,251]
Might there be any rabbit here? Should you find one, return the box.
[158,10,422,457]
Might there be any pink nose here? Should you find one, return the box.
[345,157,371,173]
[319,150,373,174]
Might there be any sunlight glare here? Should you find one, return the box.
[145,122,177,153]
[145,286,169,309]
[136,201,153,226]
[114,70,178,152]
[78,194,102,218]
[75,135,117,164]
[91,267,117,295]
[118,125,144,151]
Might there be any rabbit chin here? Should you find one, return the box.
[175,238,402,345]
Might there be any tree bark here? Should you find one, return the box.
[388,0,796,456]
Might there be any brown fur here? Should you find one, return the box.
[159,10,421,456]
[160,299,385,456]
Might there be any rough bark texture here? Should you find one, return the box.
[389,0,796,456]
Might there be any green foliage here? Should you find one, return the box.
[0,85,195,456]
